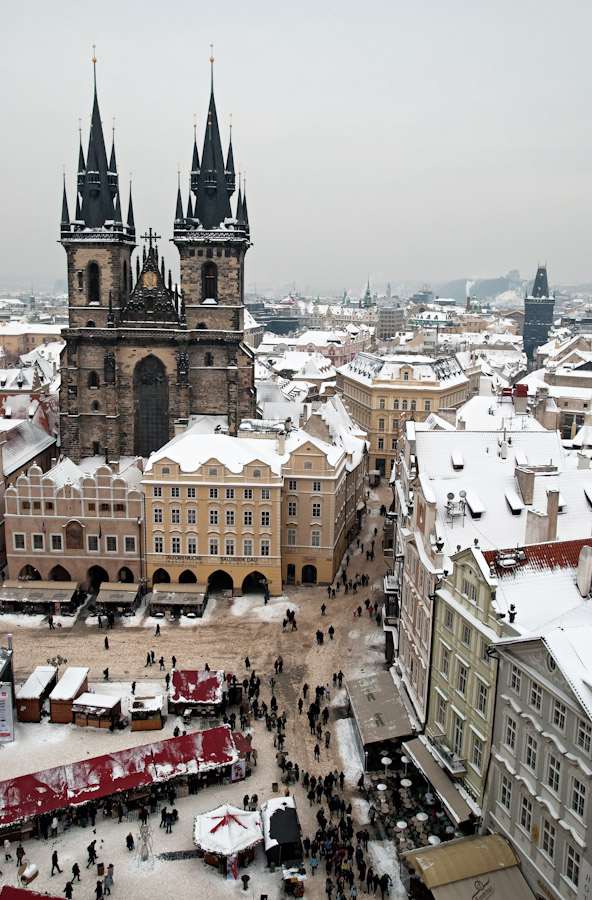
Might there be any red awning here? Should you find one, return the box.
[232,732,252,755]
[0,726,238,827]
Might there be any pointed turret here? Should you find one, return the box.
[186,192,194,219]
[127,183,135,232]
[79,58,116,228]
[225,117,235,197]
[175,173,184,222]
[191,52,233,229]
[235,174,244,224]
[114,190,123,225]
[242,177,249,230]
[61,174,70,232]
[108,127,118,199]
[190,123,200,195]
[531,264,549,298]
[77,129,85,194]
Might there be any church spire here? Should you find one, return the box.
[127,178,135,232]
[108,119,119,199]
[175,170,184,222]
[225,115,235,197]
[79,48,116,228]
[61,171,70,231]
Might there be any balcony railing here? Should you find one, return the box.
[432,738,467,774]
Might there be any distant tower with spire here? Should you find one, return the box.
[523,263,555,360]
[59,48,255,462]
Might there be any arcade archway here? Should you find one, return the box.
[302,565,317,584]
[207,570,233,594]
[241,571,268,594]
[152,568,171,585]
[88,565,109,592]
[179,569,197,584]
[49,565,72,582]
[19,565,41,580]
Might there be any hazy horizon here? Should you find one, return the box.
[2,1,591,296]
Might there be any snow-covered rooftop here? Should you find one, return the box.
[49,667,88,701]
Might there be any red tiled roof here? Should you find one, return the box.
[170,669,224,705]
[484,538,592,577]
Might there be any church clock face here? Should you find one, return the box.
[143,271,157,290]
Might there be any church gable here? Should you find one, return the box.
[121,239,183,327]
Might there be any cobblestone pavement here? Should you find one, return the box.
[0,482,404,899]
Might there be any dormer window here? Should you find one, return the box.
[404,371,409,381]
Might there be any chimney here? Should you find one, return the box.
[457,417,466,431]
[546,488,559,542]
[525,508,548,544]
[277,433,286,455]
[500,440,508,459]
[466,296,471,312]
[576,545,592,597]
[577,453,591,470]
[515,466,535,505]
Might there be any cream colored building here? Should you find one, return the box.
[337,352,468,477]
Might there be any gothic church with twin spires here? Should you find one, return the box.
[59,60,255,462]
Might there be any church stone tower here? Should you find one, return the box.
[59,57,255,462]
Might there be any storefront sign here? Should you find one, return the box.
[230,760,246,782]
[0,683,14,742]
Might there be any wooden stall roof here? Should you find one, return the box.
[49,667,89,702]
[71,693,121,716]
[0,581,80,604]
[16,666,57,700]
[150,584,205,606]
[96,585,140,605]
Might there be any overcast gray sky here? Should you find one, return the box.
[2,0,591,296]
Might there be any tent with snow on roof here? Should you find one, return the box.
[193,803,263,872]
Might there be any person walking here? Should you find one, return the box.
[314,743,320,761]
[103,668,109,681]
[171,655,177,669]
[310,855,319,877]
[131,681,136,695]
[4,839,12,861]
[72,863,81,882]
[103,874,111,896]
[165,672,171,689]
[244,656,250,668]
[48,614,55,630]
[51,850,62,875]
[125,833,134,851]
[95,880,103,900]
[86,840,97,868]
[155,623,160,636]
[107,864,114,885]
[16,844,25,866]
[325,731,331,749]
[64,882,74,899]
[150,650,155,665]
[159,656,165,670]
[104,636,109,650]
[145,652,151,667]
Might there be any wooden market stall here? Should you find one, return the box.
[16,666,58,723]
[0,581,82,616]
[95,584,141,617]
[148,584,207,619]
[130,696,166,731]
[168,670,226,717]
[71,693,122,729]
[193,803,263,875]
[49,667,89,723]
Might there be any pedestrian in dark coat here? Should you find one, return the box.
[64,882,73,899]
[51,850,62,875]
[145,653,151,667]
[104,636,109,650]
[245,656,250,668]
[95,880,103,900]
[171,655,177,669]
[125,833,134,851]
[72,862,81,881]
[86,841,97,867]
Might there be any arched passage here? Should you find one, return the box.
[241,571,268,594]
[302,564,317,584]
[179,569,197,584]
[152,568,171,585]
[88,565,109,592]
[207,569,233,595]
[19,565,41,580]
[118,566,134,583]
[133,355,169,457]
[49,564,71,582]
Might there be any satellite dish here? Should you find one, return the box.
[459,490,467,499]
[447,492,455,501]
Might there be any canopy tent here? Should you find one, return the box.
[193,804,263,856]
[169,670,225,713]
[0,726,238,828]
[346,670,415,766]
[148,585,207,618]
[402,834,535,900]
[260,797,303,867]
[95,585,141,613]
[402,737,472,824]
[0,581,81,614]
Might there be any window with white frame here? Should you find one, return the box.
[530,680,542,711]
[312,481,321,492]
[261,510,270,526]
[225,509,235,526]
[153,485,162,497]
[510,664,522,693]
[445,609,454,631]
[287,529,296,546]
[209,487,218,499]
[547,754,561,793]
[441,645,450,678]
[154,507,163,523]
[525,734,537,771]
[457,664,467,696]
[571,776,586,818]
[225,488,235,499]
[243,510,253,526]
[187,537,197,555]
[170,486,180,498]
[288,501,297,517]
[480,640,490,663]
[436,696,446,727]
[13,533,25,550]
[311,530,320,547]
[261,488,270,500]
[171,537,181,554]
[154,536,163,553]
[477,683,488,716]
[461,624,471,647]
[225,539,235,556]
[187,486,196,498]
[379,398,386,409]
[565,844,581,888]
[453,716,463,756]
[124,536,136,553]
[472,736,483,771]
[552,699,566,732]
[260,539,270,556]
[209,538,219,555]
[505,716,517,751]
[243,539,253,556]
[171,508,180,524]
[106,536,117,552]
[288,480,297,491]
[312,502,321,517]
[209,509,218,526]
[541,818,555,860]
[500,775,512,811]
[187,508,196,525]
[577,718,592,754]
[244,489,253,499]
[32,533,44,551]
[520,795,532,833]
[51,534,62,551]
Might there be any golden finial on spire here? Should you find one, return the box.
[112,117,116,133]
[210,43,214,63]
[92,44,97,64]
[78,117,82,134]
[129,172,133,184]
[63,164,66,177]
[193,113,197,136]
[229,113,233,129]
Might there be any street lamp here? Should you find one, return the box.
[47,655,67,673]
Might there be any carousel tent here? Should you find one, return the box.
[193,804,263,856]
[0,726,238,828]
